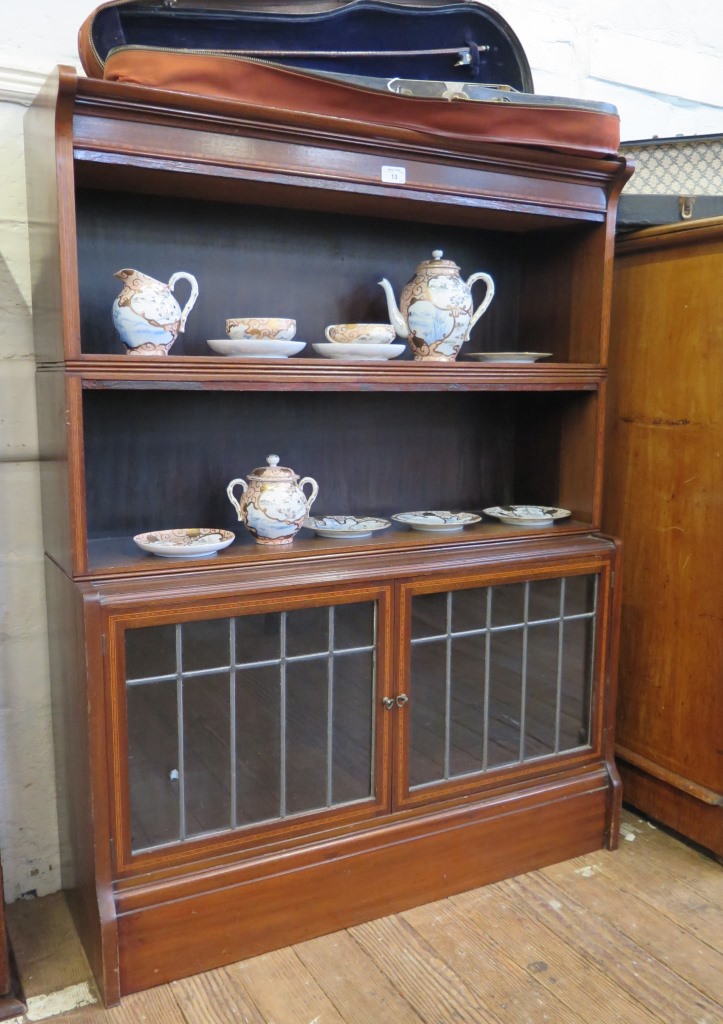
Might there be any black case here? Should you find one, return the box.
[617,134,723,231]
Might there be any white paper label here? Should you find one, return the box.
[381,165,407,184]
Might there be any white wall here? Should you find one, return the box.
[0,1,721,903]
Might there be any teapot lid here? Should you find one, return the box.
[249,454,298,480]
[417,249,459,271]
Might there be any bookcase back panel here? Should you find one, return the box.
[75,189,603,363]
[81,388,596,543]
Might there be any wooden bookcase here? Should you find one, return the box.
[26,66,629,1004]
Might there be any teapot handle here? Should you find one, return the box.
[168,272,199,332]
[467,272,495,332]
[226,478,248,519]
[299,477,319,514]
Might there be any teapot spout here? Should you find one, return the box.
[378,278,409,339]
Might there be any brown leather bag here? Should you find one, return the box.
[78,0,620,158]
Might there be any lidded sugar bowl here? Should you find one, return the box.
[226,454,319,545]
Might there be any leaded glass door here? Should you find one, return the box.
[395,565,610,808]
[108,585,392,871]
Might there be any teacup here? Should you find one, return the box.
[226,317,296,340]
[324,323,396,345]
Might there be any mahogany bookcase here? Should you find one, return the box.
[26,66,628,1004]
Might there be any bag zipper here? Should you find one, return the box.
[88,0,489,69]
[164,44,490,59]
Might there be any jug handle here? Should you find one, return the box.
[299,477,319,514]
[168,272,199,332]
[226,478,248,518]
[467,272,495,332]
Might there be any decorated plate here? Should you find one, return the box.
[207,338,306,358]
[483,505,571,526]
[133,528,236,558]
[392,511,481,532]
[465,351,552,363]
[304,515,392,539]
[312,342,406,361]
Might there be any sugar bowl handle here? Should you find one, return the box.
[226,478,248,519]
[299,476,319,514]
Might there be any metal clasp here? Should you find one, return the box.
[679,196,696,221]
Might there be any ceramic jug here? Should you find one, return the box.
[112,268,199,355]
[379,250,494,361]
[227,454,319,545]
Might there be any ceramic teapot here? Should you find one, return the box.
[112,268,199,355]
[379,250,494,361]
[227,454,319,545]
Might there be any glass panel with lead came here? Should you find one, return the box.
[124,598,378,854]
[332,650,375,804]
[408,573,598,792]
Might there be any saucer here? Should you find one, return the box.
[483,505,571,525]
[465,351,552,363]
[133,528,235,557]
[392,511,481,532]
[304,515,392,539]
[312,343,405,361]
[207,338,306,358]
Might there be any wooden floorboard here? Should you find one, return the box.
[446,883,659,1024]
[294,930,428,1024]
[401,896,582,1024]
[5,809,722,1024]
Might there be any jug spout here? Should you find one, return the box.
[115,268,153,282]
[378,278,408,339]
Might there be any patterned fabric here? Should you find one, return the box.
[620,136,722,195]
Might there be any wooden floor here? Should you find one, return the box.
[5,809,722,1024]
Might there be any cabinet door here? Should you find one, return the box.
[106,585,392,873]
[395,563,611,809]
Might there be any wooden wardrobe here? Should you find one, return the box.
[604,217,723,856]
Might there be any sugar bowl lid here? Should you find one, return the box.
[248,454,298,480]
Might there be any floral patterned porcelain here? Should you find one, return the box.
[379,250,494,362]
[227,454,319,545]
[466,351,552,363]
[324,323,396,345]
[304,515,391,539]
[226,317,296,340]
[483,505,571,525]
[392,511,482,532]
[133,528,235,558]
[207,338,306,358]
[312,343,405,361]
[112,268,198,355]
